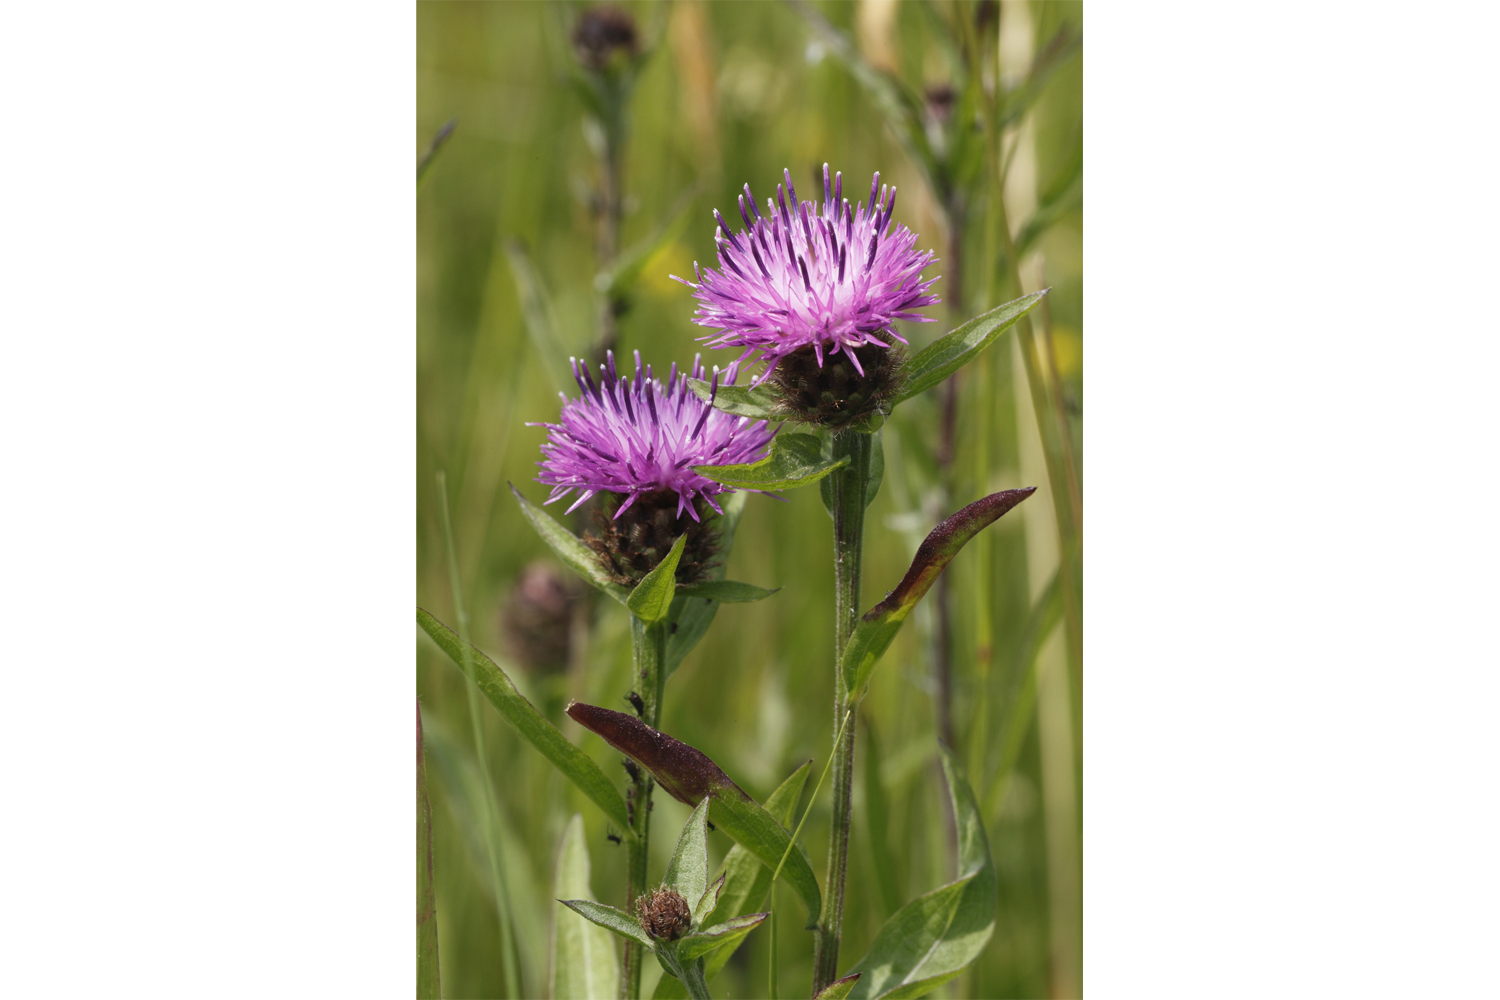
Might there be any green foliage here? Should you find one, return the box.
[417,608,635,838]
[843,748,995,999]
[894,292,1049,404]
[552,815,621,1000]
[673,580,779,603]
[627,533,687,623]
[664,799,712,917]
[509,484,631,605]
[567,703,824,928]
[686,378,781,420]
[843,489,1035,699]
[814,974,863,1000]
[696,432,848,490]
[663,491,747,677]
[563,899,657,951]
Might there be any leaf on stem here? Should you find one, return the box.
[675,913,769,963]
[696,432,848,491]
[842,488,1036,699]
[664,799,711,920]
[560,899,656,951]
[626,533,686,623]
[843,747,995,999]
[566,703,823,926]
[510,483,631,606]
[418,608,636,838]
[894,291,1049,405]
[655,761,812,998]
[673,580,779,604]
[551,814,620,1000]
[814,973,863,1000]
[686,378,782,420]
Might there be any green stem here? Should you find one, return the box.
[811,430,871,993]
[679,955,711,1000]
[622,615,665,1000]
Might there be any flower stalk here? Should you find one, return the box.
[622,614,666,1000]
[811,429,872,992]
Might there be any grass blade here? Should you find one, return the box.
[417,704,441,1000]
[552,814,620,1000]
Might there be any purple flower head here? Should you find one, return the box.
[675,165,941,383]
[532,350,775,522]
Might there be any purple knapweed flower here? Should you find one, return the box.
[675,165,941,383]
[532,350,775,522]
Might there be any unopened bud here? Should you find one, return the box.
[636,887,692,941]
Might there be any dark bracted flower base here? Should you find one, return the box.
[585,491,721,586]
[765,341,906,429]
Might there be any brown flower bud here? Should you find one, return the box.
[498,561,579,673]
[572,6,639,73]
[635,887,692,941]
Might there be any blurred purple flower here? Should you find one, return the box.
[532,350,775,521]
[677,164,941,382]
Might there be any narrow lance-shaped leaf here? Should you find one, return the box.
[895,291,1049,404]
[627,533,686,623]
[655,762,812,999]
[675,912,769,963]
[417,704,441,1000]
[664,798,711,920]
[673,580,779,604]
[560,899,656,951]
[844,746,995,999]
[510,483,631,605]
[566,703,823,927]
[551,814,620,1000]
[686,378,781,421]
[814,974,863,1000]
[418,608,636,839]
[843,489,1036,698]
[696,432,848,491]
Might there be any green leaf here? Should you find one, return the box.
[843,489,1036,699]
[551,815,620,1000]
[504,240,577,394]
[673,580,779,604]
[685,377,781,420]
[510,484,630,606]
[418,609,635,838]
[814,973,863,1000]
[866,429,884,509]
[696,432,848,491]
[1015,135,1082,258]
[664,798,711,921]
[656,762,811,998]
[695,873,725,930]
[844,747,995,999]
[998,25,1083,130]
[664,491,746,677]
[566,704,823,927]
[626,533,686,623]
[417,706,441,1000]
[560,899,656,952]
[675,912,769,962]
[895,292,1049,405]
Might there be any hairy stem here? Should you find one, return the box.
[622,616,665,1000]
[811,430,871,992]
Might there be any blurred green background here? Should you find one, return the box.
[417,2,1081,997]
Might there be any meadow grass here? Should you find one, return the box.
[418,2,1082,996]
